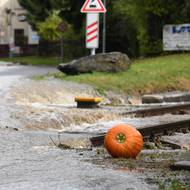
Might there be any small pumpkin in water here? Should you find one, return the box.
[104,124,143,159]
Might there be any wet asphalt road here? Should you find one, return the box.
[0,63,154,190]
[0,130,153,190]
[0,63,57,77]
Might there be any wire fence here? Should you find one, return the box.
[0,40,88,60]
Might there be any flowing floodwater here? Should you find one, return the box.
[0,63,156,190]
[0,63,189,190]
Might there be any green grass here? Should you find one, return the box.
[0,56,61,66]
[53,54,190,95]
[158,179,188,190]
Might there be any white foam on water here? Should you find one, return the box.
[0,67,21,102]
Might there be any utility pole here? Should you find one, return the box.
[6,9,13,58]
[102,0,106,53]
[6,0,15,58]
[57,21,67,62]
[60,34,64,62]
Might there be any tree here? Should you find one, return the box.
[18,0,56,28]
[37,11,62,41]
[114,0,190,56]
[105,0,139,57]
[19,0,190,57]
[18,0,85,31]
[56,0,85,31]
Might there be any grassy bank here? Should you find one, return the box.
[0,56,61,66]
[54,54,190,95]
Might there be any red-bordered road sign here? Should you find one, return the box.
[81,0,106,13]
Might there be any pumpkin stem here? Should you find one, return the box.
[116,133,126,143]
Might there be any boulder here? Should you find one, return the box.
[58,52,131,75]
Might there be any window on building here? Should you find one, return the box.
[14,29,27,46]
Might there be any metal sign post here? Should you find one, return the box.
[102,0,106,53]
[60,34,64,62]
[81,0,106,56]
[57,22,67,62]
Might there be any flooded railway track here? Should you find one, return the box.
[122,102,190,117]
[90,118,190,146]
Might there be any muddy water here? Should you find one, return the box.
[11,79,98,106]
[0,64,57,103]
[0,64,57,129]
[0,64,155,190]
[0,63,189,189]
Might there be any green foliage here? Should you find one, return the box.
[0,56,60,66]
[18,0,55,28]
[37,11,62,41]
[37,10,81,42]
[159,179,188,190]
[106,0,139,57]
[114,0,190,56]
[19,0,87,59]
[18,0,190,57]
[53,53,190,95]
[57,0,85,31]
[37,10,86,58]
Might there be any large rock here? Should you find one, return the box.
[58,52,131,75]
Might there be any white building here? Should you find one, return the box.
[0,0,39,54]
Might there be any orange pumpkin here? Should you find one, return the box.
[104,124,143,159]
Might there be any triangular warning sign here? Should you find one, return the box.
[81,0,106,13]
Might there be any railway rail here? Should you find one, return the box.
[90,118,190,146]
[60,103,190,147]
[121,102,190,117]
